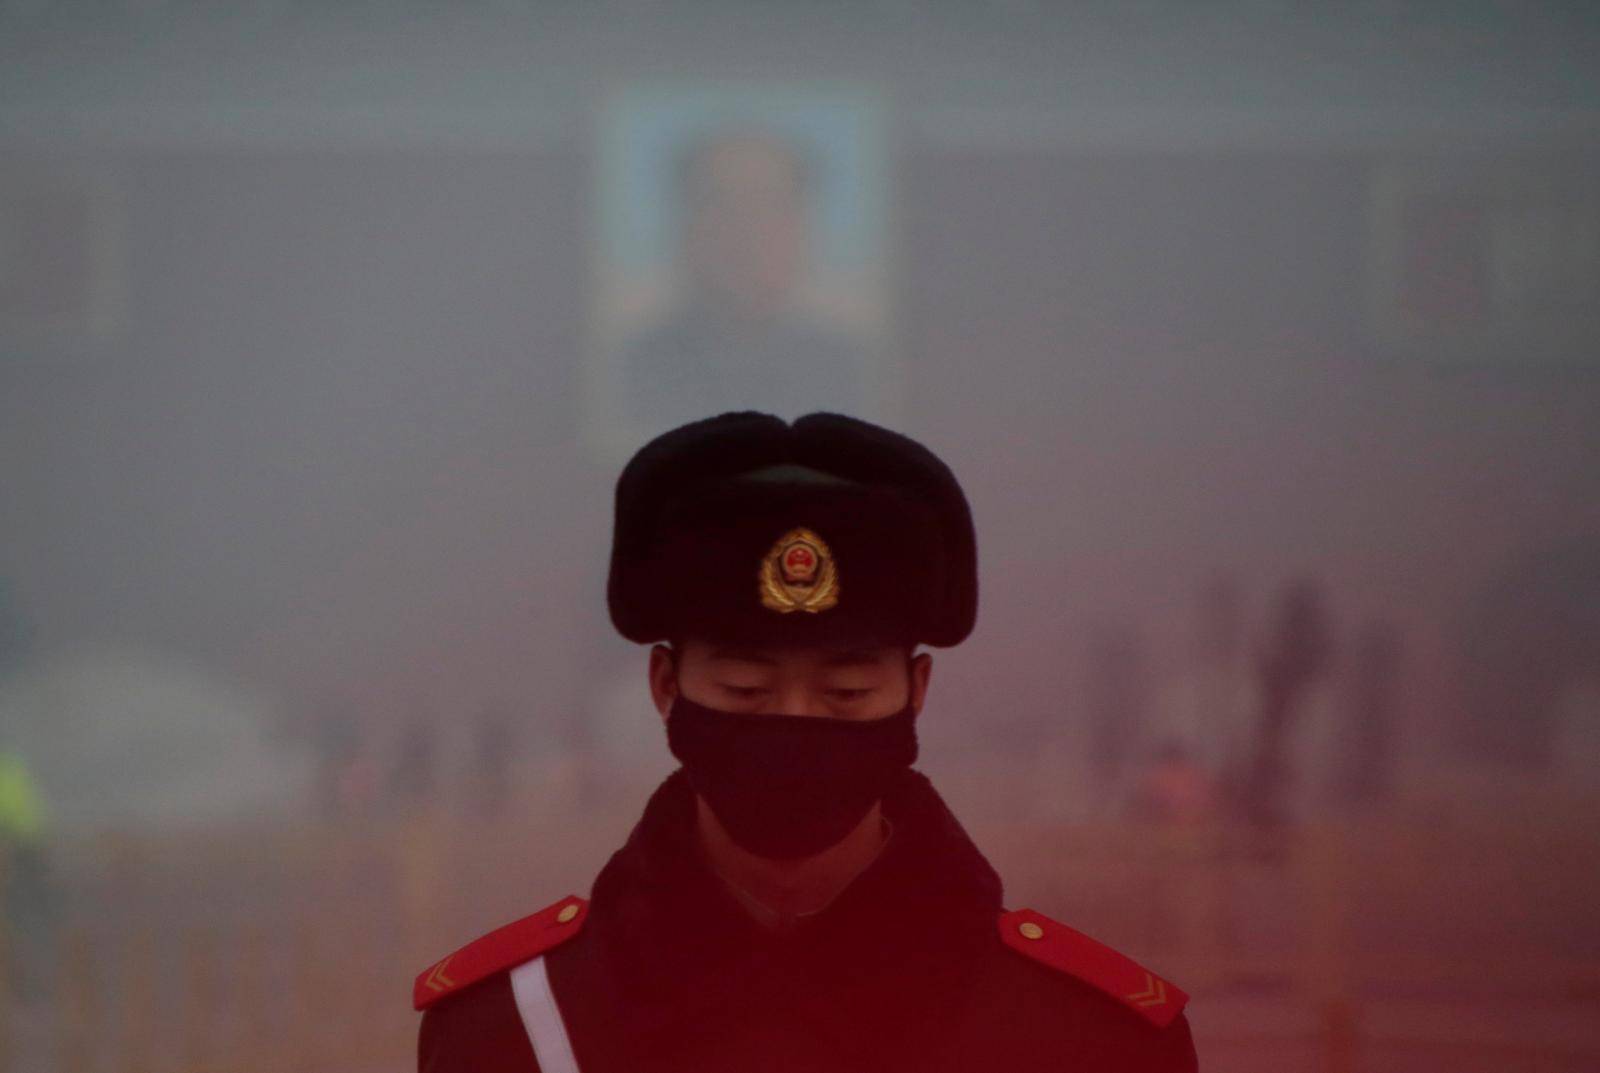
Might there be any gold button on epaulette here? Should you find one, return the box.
[556,903,580,924]
[1018,921,1045,940]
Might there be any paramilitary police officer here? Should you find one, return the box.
[414,412,1198,1073]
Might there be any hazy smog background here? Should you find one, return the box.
[2,4,1598,1071]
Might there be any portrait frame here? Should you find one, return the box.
[0,159,126,345]
[1366,155,1599,371]
[584,82,895,461]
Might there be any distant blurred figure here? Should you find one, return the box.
[336,744,382,816]
[1457,538,1600,772]
[471,708,513,818]
[1149,575,1254,792]
[1332,622,1403,809]
[316,709,357,815]
[392,718,438,812]
[316,710,381,818]
[0,585,53,1001]
[0,745,49,999]
[1085,622,1151,810]
[1236,579,1333,828]
[619,129,869,432]
[1129,742,1219,826]
[0,752,44,847]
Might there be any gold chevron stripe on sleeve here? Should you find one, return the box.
[424,955,457,992]
[1125,971,1168,1007]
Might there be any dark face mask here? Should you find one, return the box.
[666,693,919,861]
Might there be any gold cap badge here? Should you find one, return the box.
[758,527,840,614]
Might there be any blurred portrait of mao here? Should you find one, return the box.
[589,89,893,456]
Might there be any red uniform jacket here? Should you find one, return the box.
[417,771,1196,1073]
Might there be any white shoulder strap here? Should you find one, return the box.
[508,956,582,1073]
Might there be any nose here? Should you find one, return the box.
[769,684,830,718]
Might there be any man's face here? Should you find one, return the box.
[649,639,932,722]
[681,137,807,318]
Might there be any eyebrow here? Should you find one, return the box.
[705,648,778,665]
[702,647,889,668]
[821,650,888,668]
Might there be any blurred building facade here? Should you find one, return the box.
[6,4,1598,828]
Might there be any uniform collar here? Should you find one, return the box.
[580,768,1003,1049]
[707,815,897,933]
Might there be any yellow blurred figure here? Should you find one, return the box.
[0,750,45,846]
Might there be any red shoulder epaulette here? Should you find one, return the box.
[998,908,1189,1029]
[412,895,589,1011]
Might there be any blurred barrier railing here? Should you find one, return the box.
[2,807,1598,1073]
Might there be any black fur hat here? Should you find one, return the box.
[608,412,977,648]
